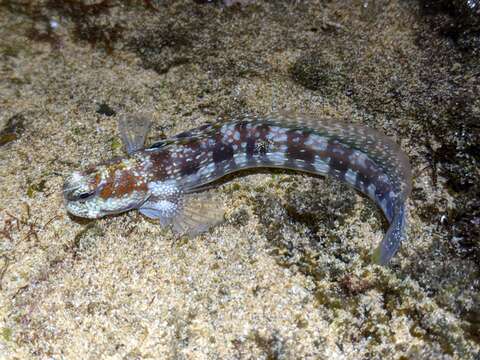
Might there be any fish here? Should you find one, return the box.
[63,112,412,265]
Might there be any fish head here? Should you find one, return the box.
[63,158,147,219]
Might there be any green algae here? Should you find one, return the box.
[249,331,285,360]
[110,137,122,152]
[26,179,47,198]
[1,327,12,342]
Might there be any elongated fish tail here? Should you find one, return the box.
[372,203,408,265]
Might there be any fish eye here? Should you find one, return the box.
[77,191,95,200]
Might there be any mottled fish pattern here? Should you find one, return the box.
[64,113,412,265]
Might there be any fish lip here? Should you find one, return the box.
[65,198,104,219]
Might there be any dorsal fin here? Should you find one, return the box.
[117,114,152,154]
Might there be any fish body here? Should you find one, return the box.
[64,113,412,264]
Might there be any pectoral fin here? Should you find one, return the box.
[117,113,152,154]
[139,192,224,237]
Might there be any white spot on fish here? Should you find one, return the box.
[380,198,388,213]
[388,190,396,200]
[344,169,357,185]
[70,171,84,185]
[234,153,248,166]
[149,180,179,197]
[199,163,216,177]
[378,174,390,184]
[305,135,328,151]
[356,152,368,169]
[268,152,288,165]
[156,200,176,213]
[314,159,329,173]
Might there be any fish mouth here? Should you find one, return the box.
[66,193,145,219]
[64,201,100,219]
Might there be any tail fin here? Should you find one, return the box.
[372,204,407,265]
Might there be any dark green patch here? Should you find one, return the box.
[228,206,250,227]
[2,0,145,53]
[71,126,86,136]
[1,327,12,342]
[314,286,343,309]
[130,2,275,79]
[132,26,193,74]
[462,306,480,345]
[0,114,26,147]
[295,315,308,329]
[71,223,105,258]
[416,77,480,264]
[252,176,361,283]
[290,52,349,94]
[73,22,124,54]
[26,179,47,198]
[446,200,480,262]
[110,137,122,152]
[96,102,116,117]
[249,331,285,360]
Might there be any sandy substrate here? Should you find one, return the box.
[0,1,479,359]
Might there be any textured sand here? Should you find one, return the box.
[0,1,479,359]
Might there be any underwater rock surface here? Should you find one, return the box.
[0,0,478,358]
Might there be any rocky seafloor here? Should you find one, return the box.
[0,0,479,358]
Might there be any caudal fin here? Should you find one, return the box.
[372,204,407,265]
